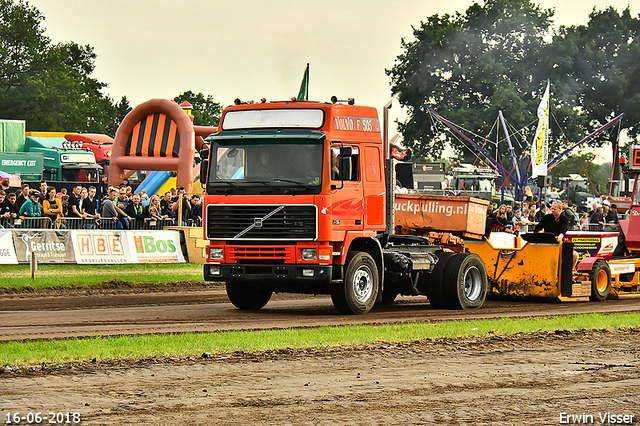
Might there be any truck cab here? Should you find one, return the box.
[24,135,101,182]
[202,101,386,312]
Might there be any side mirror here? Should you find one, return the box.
[200,160,209,185]
[199,149,210,160]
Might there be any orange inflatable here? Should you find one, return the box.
[109,99,216,194]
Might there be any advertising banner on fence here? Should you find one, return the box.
[70,230,128,264]
[0,230,18,264]
[126,231,185,263]
[127,231,184,263]
[12,230,75,263]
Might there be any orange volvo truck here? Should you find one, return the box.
[200,99,488,314]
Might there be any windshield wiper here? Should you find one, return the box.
[212,180,244,194]
[244,180,278,188]
[271,178,310,188]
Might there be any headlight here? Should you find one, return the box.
[301,248,317,261]
[209,247,223,260]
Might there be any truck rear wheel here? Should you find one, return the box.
[589,260,611,301]
[225,281,272,310]
[421,251,454,309]
[443,253,487,310]
[331,251,379,315]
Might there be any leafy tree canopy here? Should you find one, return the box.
[173,91,222,127]
[0,0,122,134]
[388,0,637,169]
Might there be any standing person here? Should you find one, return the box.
[0,191,9,227]
[37,181,48,210]
[60,195,71,218]
[145,195,167,219]
[16,184,30,210]
[125,194,145,229]
[606,203,620,225]
[101,189,130,229]
[189,194,202,225]
[534,201,579,270]
[0,191,19,226]
[561,200,578,231]
[84,186,100,218]
[1,179,9,192]
[96,174,109,201]
[68,184,82,218]
[19,189,42,219]
[160,191,176,219]
[589,207,604,231]
[523,186,534,203]
[76,187,92,219]
[115,187,130,229]
[42,187,63,225]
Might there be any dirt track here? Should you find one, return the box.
[1,286,640,425]
[1,329,638,425]
[2,285,640,340]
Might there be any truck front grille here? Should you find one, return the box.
[206,205,317,241]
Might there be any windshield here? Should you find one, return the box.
[208,142,323,195]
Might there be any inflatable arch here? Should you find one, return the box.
[110,98,216,194]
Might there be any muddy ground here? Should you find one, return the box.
[1,329,639,425]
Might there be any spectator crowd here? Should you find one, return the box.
[485,185,621,236]
[0,178,203,230]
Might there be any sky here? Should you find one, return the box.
[26,0,640,161]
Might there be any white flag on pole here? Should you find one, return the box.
[531,81,550,178]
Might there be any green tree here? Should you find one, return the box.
[0,0,118,133]
[173,91,222,127]
[387,0,554,163]
[387,1,639,176]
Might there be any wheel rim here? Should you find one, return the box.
[596,269,609,294]
[463,266,483,301]
[352,265,374,303]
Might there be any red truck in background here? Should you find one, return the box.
[64,133,113,175]
[200,99,488,314]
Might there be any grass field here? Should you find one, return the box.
[1,312,639,366]
[0,263,204,289]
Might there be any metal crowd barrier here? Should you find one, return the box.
[3,216,198,230]
[54,217,119,230]
[144,218,175,230]
[17,217,53,229]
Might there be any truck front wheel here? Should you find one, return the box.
[225,281,272,310]
[443,253,487,310]
[332,251,379,315]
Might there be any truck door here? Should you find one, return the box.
[330,144,363,231]
[362,145,384,228]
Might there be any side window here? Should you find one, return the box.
[331,145,359,181]
[216,147,245,179]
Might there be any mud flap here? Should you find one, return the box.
[560,242,574,297]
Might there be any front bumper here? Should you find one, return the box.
[204,263,333,285]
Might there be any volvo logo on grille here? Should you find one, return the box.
[254,218,263,227]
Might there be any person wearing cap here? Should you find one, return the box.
[19,189,42,218]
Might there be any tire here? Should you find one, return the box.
[331,251,379,315]
[443,253,487,310]
[589,260,611,301]
[225,281,272,310]
[422,251,454,309]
